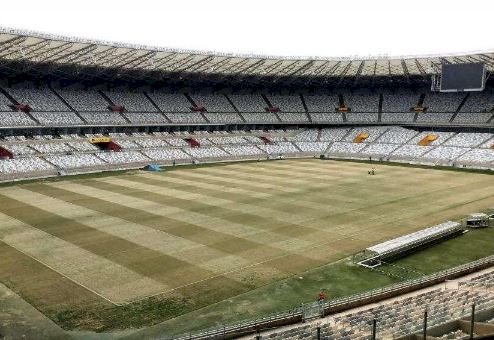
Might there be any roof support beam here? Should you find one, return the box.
[0,40,49,59]
[223,58,251,73]
[36,42,74,62]
[414,59,427,75]
[75,47,115,65]
[117,51,156,69]
[22,41,54,59]
[103,50,139,68]
[166,54,196,72]
[0,36,26,47]
[401,59,410,78]
[198,56,234,73]
[0,36,27,55]
[95,48,133,66]
[258,60,284,75]
[352,60,365,85]
[475,54,494,68]
[287,60,314,77]
[321,61,342,77]
[439,57,450,64]
[149,53,178,70]
[52,44,98,64]
[234,59,265,75]
[175,55,214,73]
[337,61,353,85]
[275,60,302,75]
[310,60,330,76]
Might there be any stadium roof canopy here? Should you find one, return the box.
[1,26,493,86]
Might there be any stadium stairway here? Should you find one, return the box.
[261,94,282,122]
[0,86,18,107]
[224,94,246,122]
[262,93,274,109]
[377,93,383,122]
[440,133,459,145]
[341,128,354,141]
[449,93,470,123]
[25,111,41,125]
[184,93,210,123]
[404,130,421,144]
[413,93,426,122]
[216,144,228,153]
[143,91,172,123]
[50,87,88,124]
[338,94,348,122]
[41,156,60,169]
[272,110,283,122]
[487,113,494,124]
[341,110,348,122]
[0,87,41,125]
[291,142,303,152]
[98,90,132,123]
[299,94,313,122]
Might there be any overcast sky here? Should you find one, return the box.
[0,0,492,58]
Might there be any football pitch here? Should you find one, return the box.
[0,159,493,334]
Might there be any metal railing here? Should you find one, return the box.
[171,255,494,340]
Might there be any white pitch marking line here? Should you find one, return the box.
[0,239,122,306]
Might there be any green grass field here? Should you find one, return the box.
[0,159,493,337]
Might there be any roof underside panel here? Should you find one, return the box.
[0,28,494,84]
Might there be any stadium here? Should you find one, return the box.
[0,13,494,340]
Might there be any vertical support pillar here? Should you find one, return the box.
[371,319,377,340]
[423,310,428,340]
[470,304,475,340]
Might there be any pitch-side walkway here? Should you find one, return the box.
[0,282,70,339]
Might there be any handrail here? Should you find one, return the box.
[171,255,494,339]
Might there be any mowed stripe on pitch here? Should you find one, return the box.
[83,177,368,264]
[44,181,315,252]
[168,166,384,212]
[0,241,110,311]
[96,176,373,263]
[139,165,412,228]
[170,161,494,243]
[35,182,323,272]
[0,211,165,304]
[98,176,347,243]
[264,160,487,192]
[9,186,288,283]
[94,176,375,256]
[162,161,494,231]
[0,189,248,300]
[2,186,255,275]
[162,167,364,211]
[161,167,384,210]
[193,161,492,215]
[135,172,336,212]
[195,162,413,201]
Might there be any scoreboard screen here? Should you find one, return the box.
[440,63,485,92]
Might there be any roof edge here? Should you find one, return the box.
[2,25,494,62]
